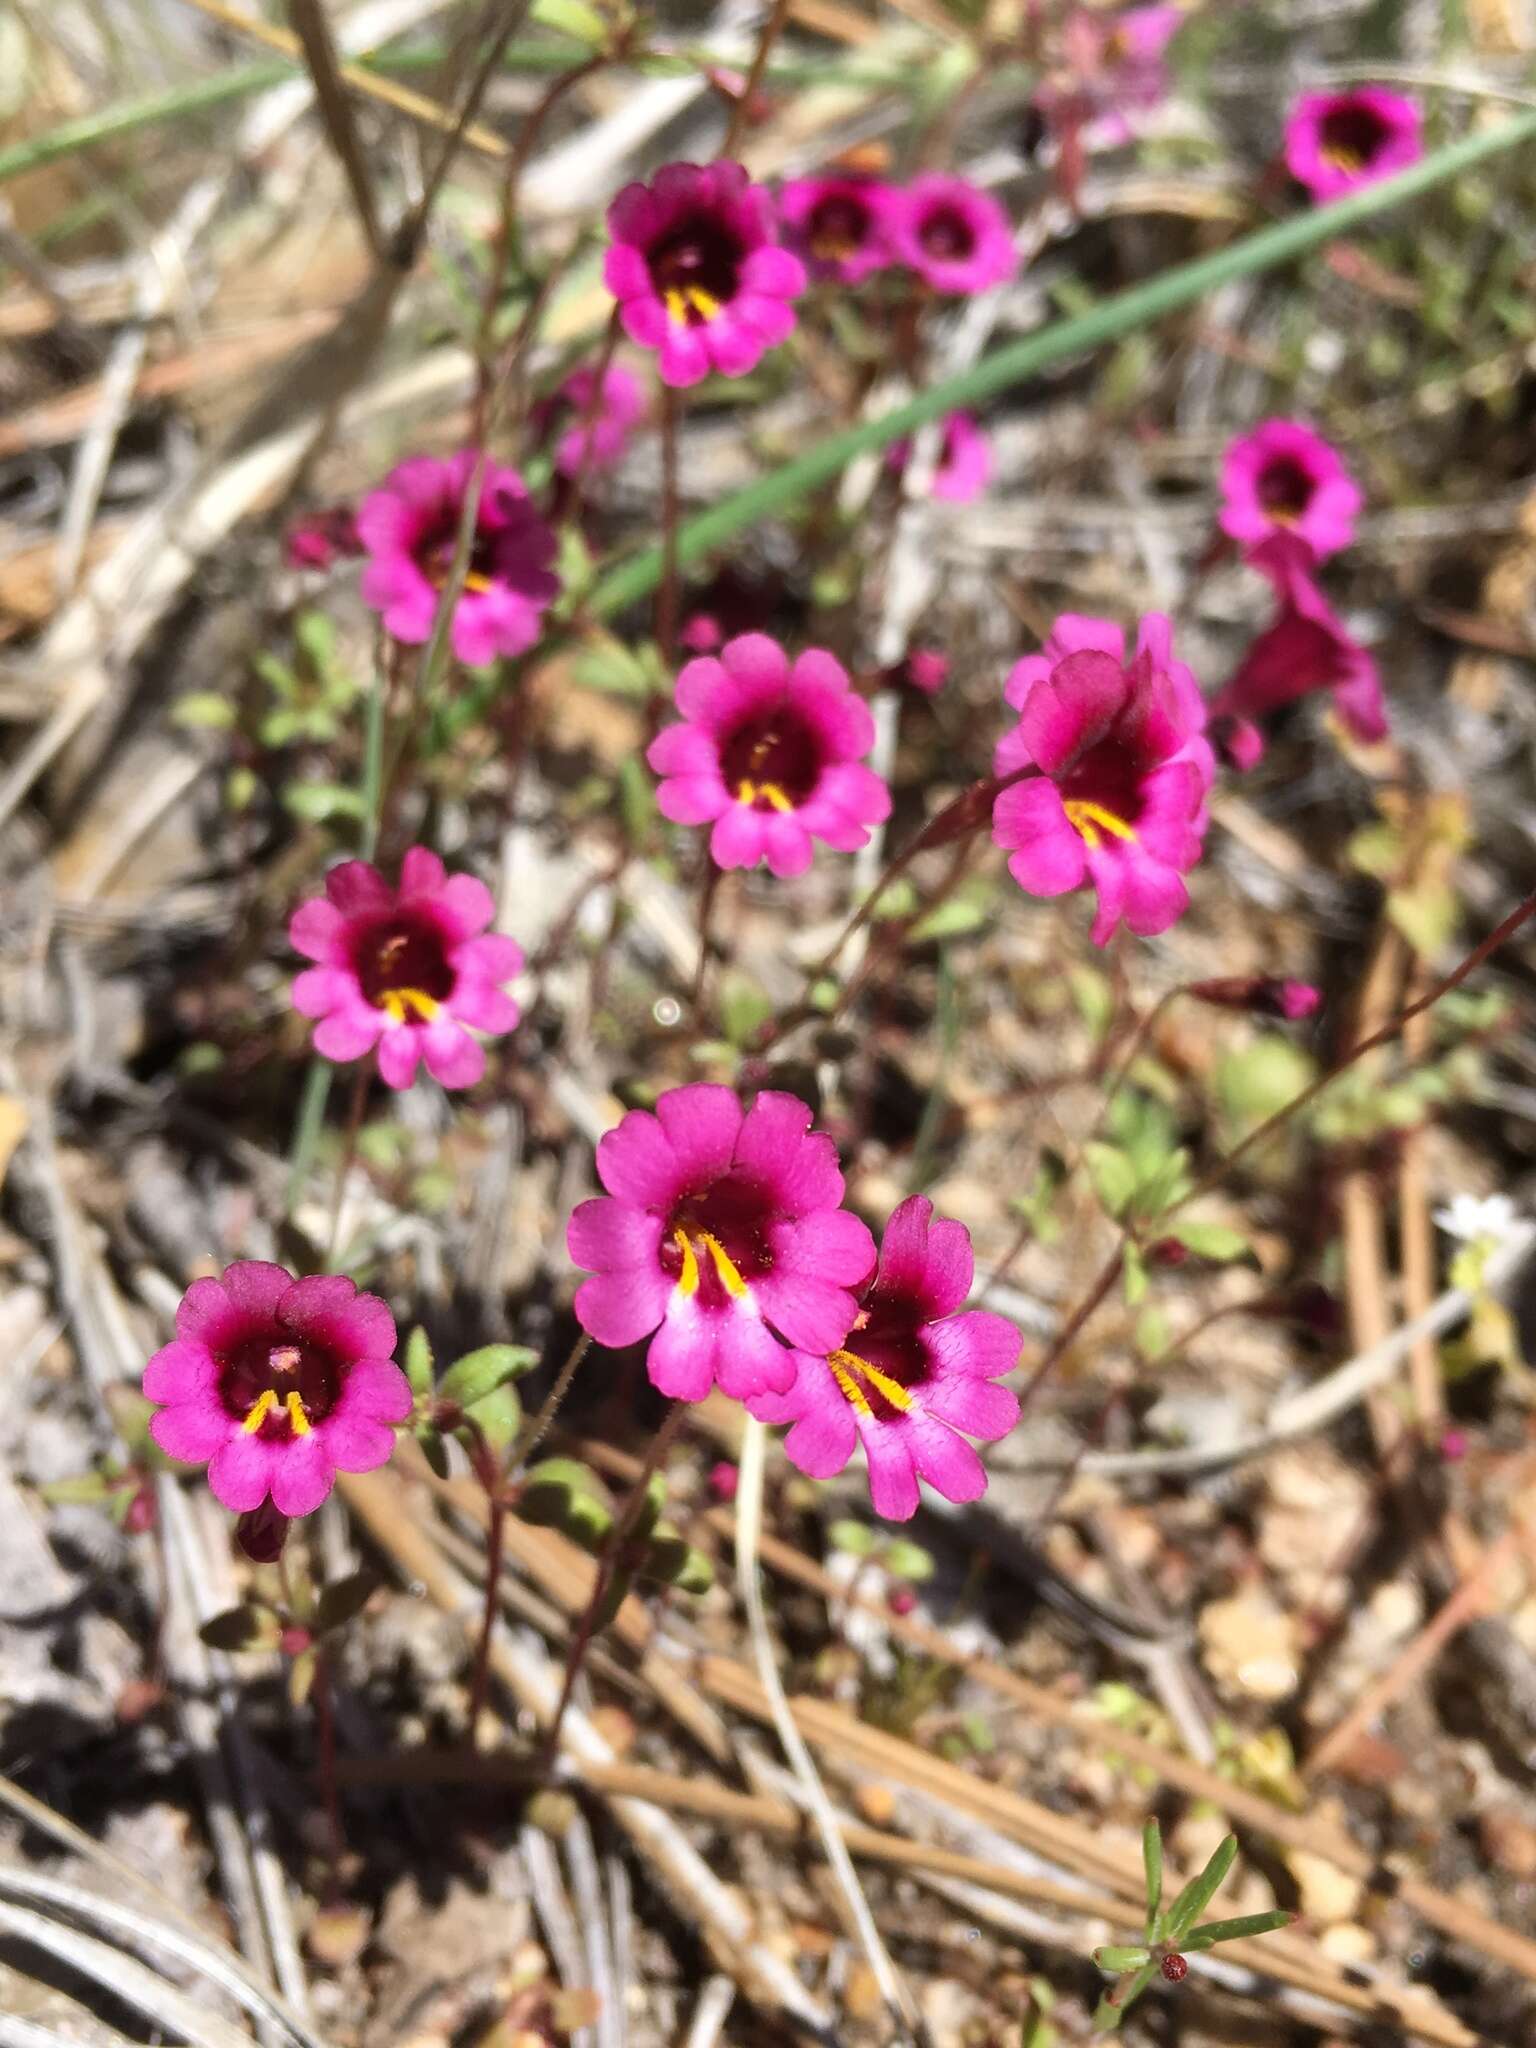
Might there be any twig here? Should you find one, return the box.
[286,0,385,258]
[735,1415,921,2041]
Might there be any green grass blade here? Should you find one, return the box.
[586,106,1536,624]
[1161,1834,1237,1944]
[1142,1818,1163,1941]
[0,65,289,186]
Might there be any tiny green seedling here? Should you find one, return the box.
[1090,1820,1292,2029]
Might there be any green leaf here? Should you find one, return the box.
[1161,1834,1237,1943]
[1182,1909,1292,1948]
[316,1569,378,1635]
[173,691,235,730]
[1067,964,1114,1040]
[909,892,990,943]
[718,969,773,1049]
[460,1381,522,1455]
[618,754,655,847]
[38,1472,113,1506]
[1142,1819,1162,1939]
[437,1344,538,1408]
[643,1529,714,1594]
[1091,1946,1151,1976]
[283,780,367,823]
[1216,1036,1316,1141]
[1387,880,1459,959]
[1085,1142,1138,1217]
[518,1458,614,1553]
[1094,1961,1156,2029]
[294,608,337,669]
[404,1325,434,1400]
[530,0,609,44]
[418,1426,451,1480]
[829,1518,876,1557]
[882,1538,936,1583]
[200,1604,281,1653]
[1166,1220,1250,1263]
[1122,1242,1148,1308]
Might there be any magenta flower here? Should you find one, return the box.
[284,506,361,572]
[357,451,560,667]
[905,648,950,696]
[887,411,993,503]
[1039,5,1182,141]
[1208,534,1387,760]
[568,1084,876,1404]
[992,614,1214,946]
[603,161,806,388]
[1219,420,1361,561]
[748,1196,1019,1522]
[647,633,890,879]
[144,1262,409,1518]
[1283,87,1423,202]
[536,362,647,480]
[290,848,522,1090]
[888,174,1017,295]
[777,174,899,283]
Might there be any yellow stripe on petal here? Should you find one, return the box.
[700,1231,750,1299]
[285,1391,312,1437]
[673,1228,701,1298]
[381,987,440,1024]
[664,284,721,326]
[242,1388,279,1434]
[1064,797,1136,849]
[828,1348,914,1413]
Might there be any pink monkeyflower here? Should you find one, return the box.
[905,648,950,696]
[992,613,1215,946]
[144,1262,410,1519]
[647,633,891,879]
[777,174,900,284]
[357,451,560,668]
[887,411,993,503]
[567,1083,877,1404]
[1219,419,1362,561]
[888,174,1017,295]
[290,848,523,1091]
[536,361,647,480]
[603,160,806,388]
[708,1459,740,1503]
[748,1195,1020,1522]
[1283,87,1423,203]
[1038,5,1182,142]
[284,506,361,572]
[1208,534,1387,761]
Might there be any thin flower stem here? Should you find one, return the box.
[720,0,792,156]
[656,386,683,670]
[324,1064,370,1271]
[692,861,723,1012]
[509,1329,593,1472]
[1169,887,1536,1219]
[285,1060,335,1221]
[465,1484,508,1743]
[1015,1244,1127,1418]
[537,1400,686,1770]
[310,1642,347,1893]
[735,1415,921,2040]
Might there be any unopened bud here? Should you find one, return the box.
[1187,976,1321,1021]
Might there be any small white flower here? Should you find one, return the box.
[1434,1193,1520,1246]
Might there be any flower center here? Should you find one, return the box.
[1060,737,1149,849]
[1257,457,1314,523]
[420,522,498,596]
[828,1346,915,1419]
[720,710,821,813]
[648,214,744,327]
[662,1171,775,1308]
[917,205,976,263]
[356,918,454,1024]
[1318,103,1388,173]
[808,193,870,261]
[220,1336,341,1438]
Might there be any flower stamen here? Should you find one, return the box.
[664,284,721,327]
[242,1388,279,1434]
[380,987,440,1024]
[1064,797,1136,848]
[736,778,794,812]
[827,1347,914,1414]
[673,1227,701,1297]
